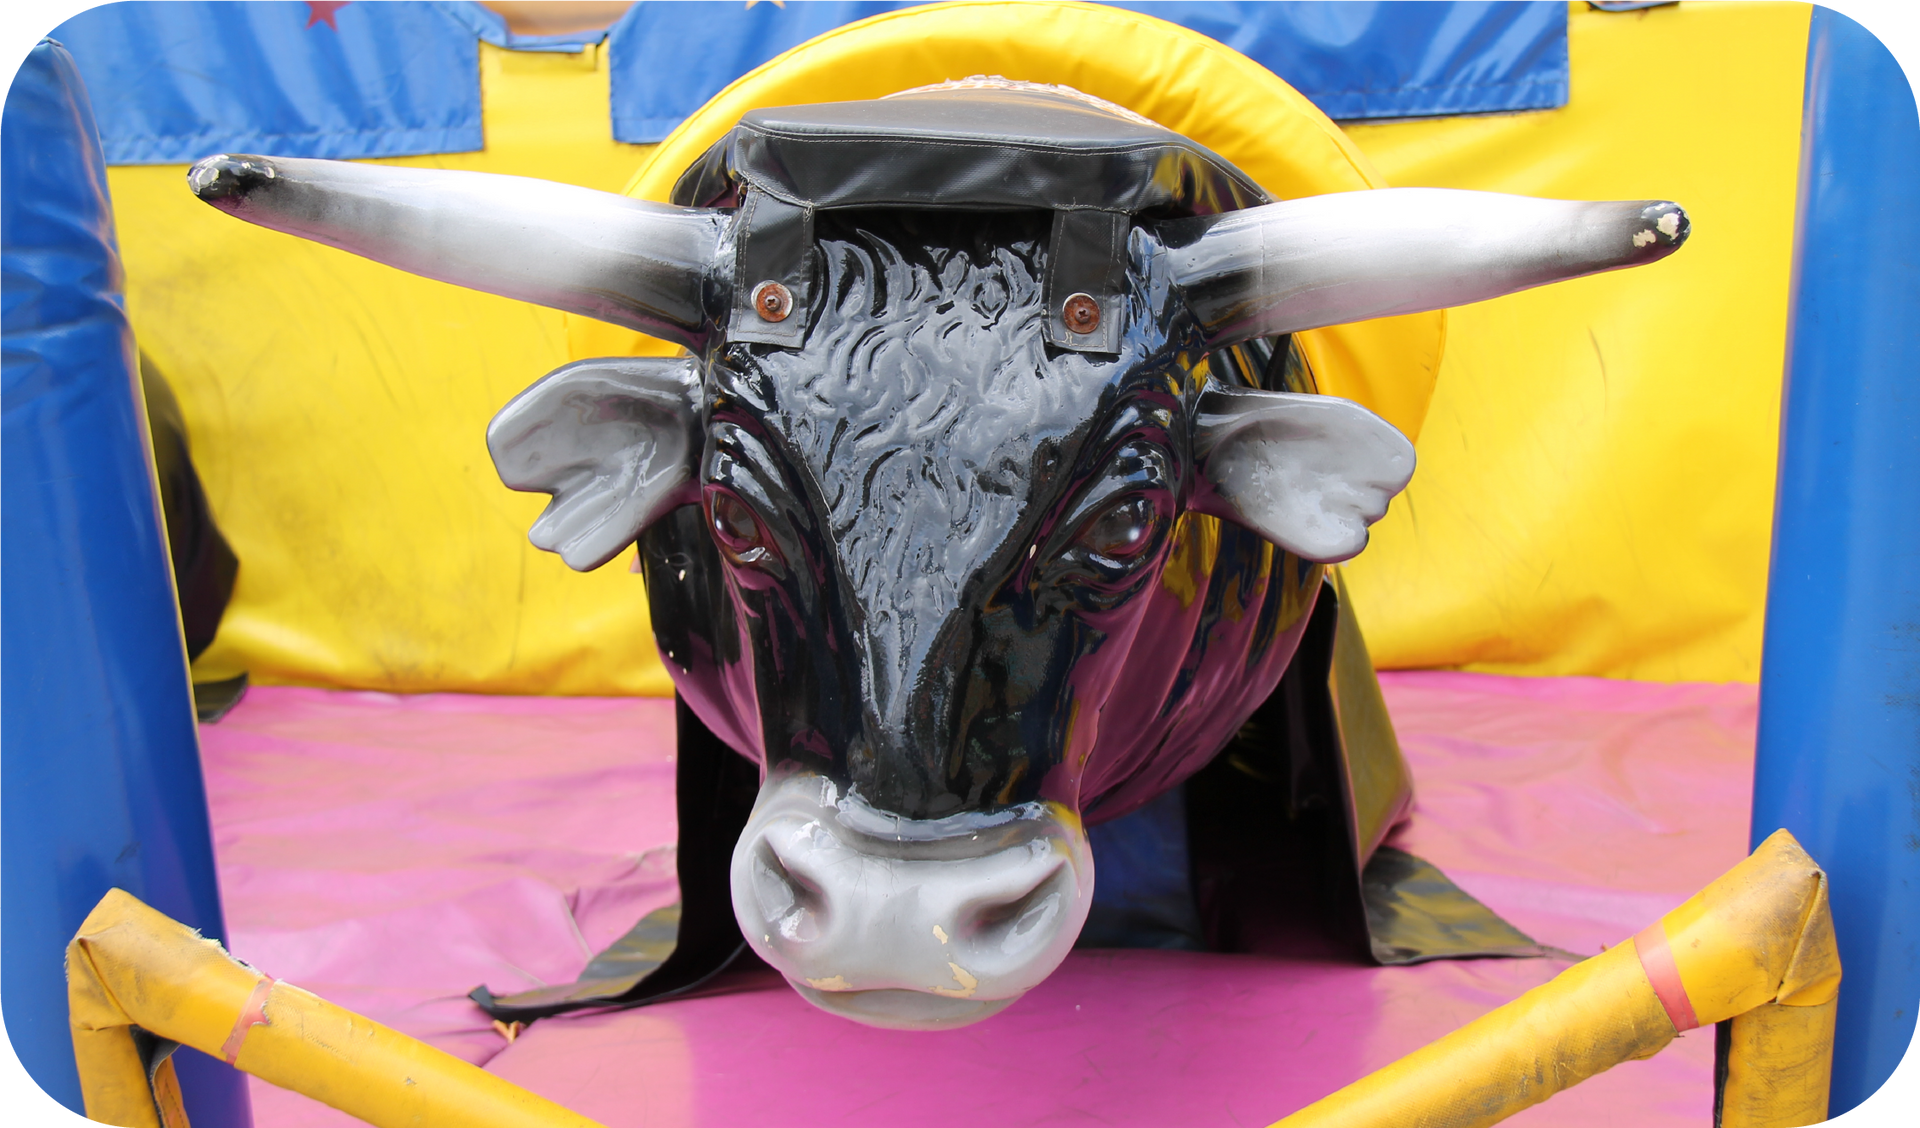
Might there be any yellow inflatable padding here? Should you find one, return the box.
[1340,1,1812,682]
[567,0,1446,445]
[113,43,679,694]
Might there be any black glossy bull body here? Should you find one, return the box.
[189,81,1687,1030]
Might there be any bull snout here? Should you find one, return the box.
[730,771,1094,1030]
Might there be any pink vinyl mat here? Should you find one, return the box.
[197,672,1758,1127]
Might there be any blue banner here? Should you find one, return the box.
[47,1,1569,162]
[605,1,1568,142]
[50,1,489,164]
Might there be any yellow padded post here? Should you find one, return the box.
[1662,829,1840,1126]
[67,889,603,1128]
[1720,999,1840,1128]
[1269,829,1838,1128]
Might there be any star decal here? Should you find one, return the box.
[306,1,349,31]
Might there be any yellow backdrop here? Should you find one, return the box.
[1341,1,1809,682]
[113,41,679,695]
[109,1,1809,693]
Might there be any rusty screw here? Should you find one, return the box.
[752,280,793,323]
[1061,292,1100,335]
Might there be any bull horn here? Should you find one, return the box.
[187,154,723,350]
[1162,188,1689,349]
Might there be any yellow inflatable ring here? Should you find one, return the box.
[568,0,1444,442]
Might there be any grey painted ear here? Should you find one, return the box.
[488,357,704,571]
[1188,386,1415,563]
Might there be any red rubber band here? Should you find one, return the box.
[1633,923,1699,1032]
[220,976,277,1065]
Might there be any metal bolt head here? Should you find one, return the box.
[1062,292,1100,335]
[753,280,793,323]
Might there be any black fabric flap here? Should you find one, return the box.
[677,85,1273,354]
[672,87,1268,217]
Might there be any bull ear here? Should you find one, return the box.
[1188,386,1415,563]
[1163,188,1689,350]
[488,357,704,571]
[188,154,722,351]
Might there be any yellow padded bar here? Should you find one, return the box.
[69,833,1834,1127]
[67,889,602,1128]
[1270,829,1838,1128]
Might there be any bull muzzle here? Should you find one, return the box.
[731,770,1094,1030]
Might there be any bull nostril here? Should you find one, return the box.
[962,859,1070,959]
[751,839,824,943]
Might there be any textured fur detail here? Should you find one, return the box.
[718,212,1115,732]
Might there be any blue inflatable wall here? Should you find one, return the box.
[1,39,251,1127]
[1753,6,1920,1114]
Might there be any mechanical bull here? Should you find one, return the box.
[188,83,1688,1030]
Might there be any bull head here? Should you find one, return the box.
[190,141,1686,1029]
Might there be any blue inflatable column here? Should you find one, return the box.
[1752,7,1920,1114]
[2,41,252,1126]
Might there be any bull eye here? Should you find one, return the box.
[1075,496,1160,562]
[708,491,767,559]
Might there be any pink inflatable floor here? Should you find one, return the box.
[198,672,1759,1128]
